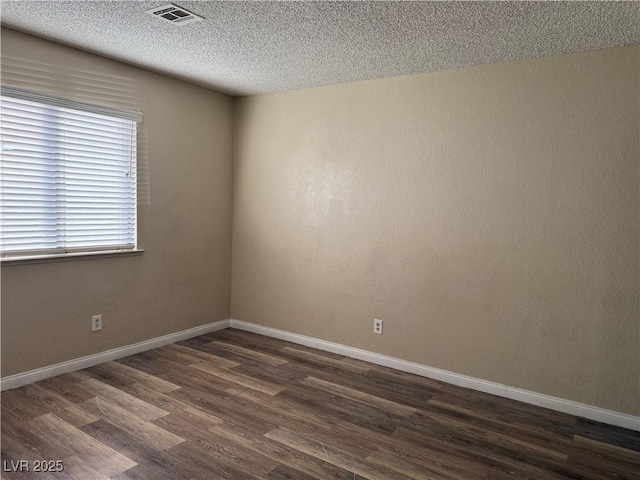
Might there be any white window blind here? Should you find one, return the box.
[1,87,141,258]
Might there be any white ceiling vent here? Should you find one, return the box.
[146,4,204,26]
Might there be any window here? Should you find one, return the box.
[1,87,141,259]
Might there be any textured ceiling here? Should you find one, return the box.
[1,1,639,96]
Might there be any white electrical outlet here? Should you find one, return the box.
[373,318,383,335]
[92,314,103,332]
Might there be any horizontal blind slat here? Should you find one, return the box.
[1,86,142,122]
[3,110,136,133]
[1,92,138,256]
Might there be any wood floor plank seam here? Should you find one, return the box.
[300,375,418,417]
[2,328,639,480]
[209,341,289,366]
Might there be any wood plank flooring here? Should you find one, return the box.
[2,328,639,479]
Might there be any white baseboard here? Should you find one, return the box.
[2,317,637,431]
[230,319,640,431]
[0,319,231,391]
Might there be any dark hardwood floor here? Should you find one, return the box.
[1,328,639,479]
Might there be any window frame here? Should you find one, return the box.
[0,86,143,262]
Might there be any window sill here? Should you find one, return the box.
[1,249,145,266]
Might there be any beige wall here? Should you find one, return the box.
[2,28,638,416]
[1,29,234,376]
[232,46,640,415]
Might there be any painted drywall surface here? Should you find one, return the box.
[232,46,640,415]
[1,29,234,376]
